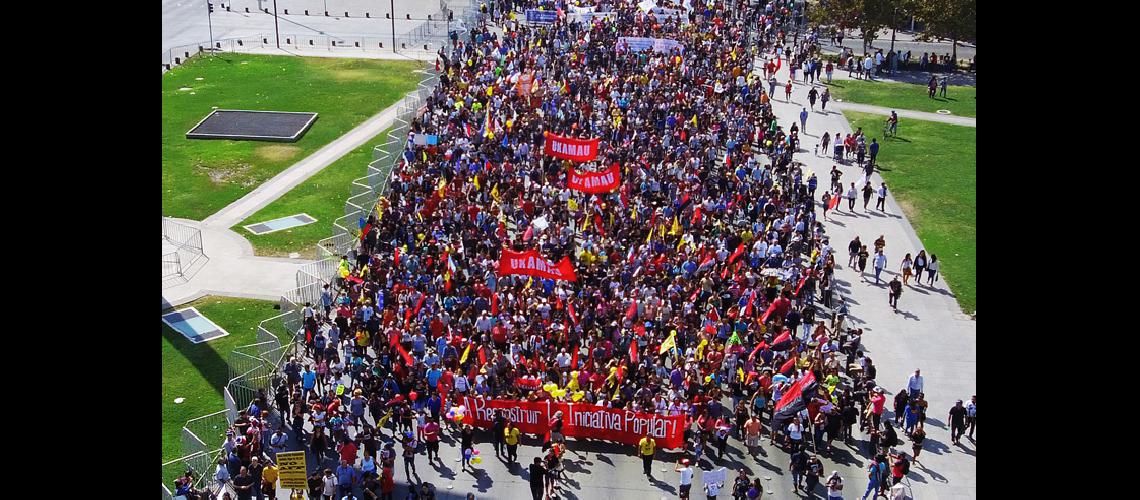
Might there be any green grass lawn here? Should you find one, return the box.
[162,296,279,462]
[827,78,976,117]
[162,54,422,220]
[235,127,393,258]
[844,111,976,314]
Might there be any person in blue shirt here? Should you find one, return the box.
[426,364,443,389]
[336,459,357,498]
[302,365,317,398]
[868,138,880,167]
[428,393,443,421]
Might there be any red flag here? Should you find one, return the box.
[728,243,746,264]
[477,346,488,366]
[390,331,401,347]
[570,348,579,370]
[759,301,778,323]
[393,246,401,267]
[491,293,499,316]
[625,300,638,321]
[828,193,840,210]
[744,289,756,317]
[360,223,371,242]
[779,354,798,375]
[691,206,703,226]
[395,342,414,366]
[555,296,564,310]
[523,225,534,242]
[795,275,809,296]
[567,300,579,325]
[629,342,639,365]
[594,214,605,237]
[498,249,578,282]
[634,322,647,337]
[770,331,793,351]
[776,372,817,412]
[747,341,769,363]
[413,295,427,318]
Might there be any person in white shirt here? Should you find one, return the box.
[675,459,694,499]
[556,349,571,368]
[873,250,888,284]
[704,478,723,499]
[826,471,844,498]
[908,369,924,395]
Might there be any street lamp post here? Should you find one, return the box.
[390,0,397,53]
[206,1,214,51]
[272,0,281,48]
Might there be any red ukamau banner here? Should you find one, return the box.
[567,163,621,194]
[498,249,578,282]
[460,396,686,449]
[544,133,600,162]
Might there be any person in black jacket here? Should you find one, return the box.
[492,412,506,458]
[529,457,546,500]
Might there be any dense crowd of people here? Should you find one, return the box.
[168,1,974,499]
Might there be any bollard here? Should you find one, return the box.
[284,9,288,14]
[216,42,222,48]
[344,12,348,17]
[185,51,190,58]
[226,6,230,12]
[385,14,390,19]
[365,13,369,18]
[325,11,329,16]
[263,38,268,44]
[401,43,406,49]
[286,38,291,44]
[175,57,181,64]
[379,42,384,48]
[305,10,309,15]
[424,44,429,50]
[355,41,360,47]
[406,14,411,20]
[428,15,432,21]
[309,39,314,45]
[164,64,171,70]
[245,7,249,13]
[237,40,243,46]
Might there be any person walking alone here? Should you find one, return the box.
[800,108,809,133]
[875,183,888,211]
[873,250,887,284]
[639,434,657,478]
[888,276,903,310]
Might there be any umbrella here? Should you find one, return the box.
[771,374,789,384]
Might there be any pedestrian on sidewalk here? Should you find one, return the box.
[529,457,546,500]
[676,458,695,499]
[926,255,939,284]
[820,132,831,157]
[888,276,903,310]
[785,80,793,101]
[966,395,977,440]
[808,87,818,110]
[505,420,521,463]
[638,435,657,477]
[800,108,809,132]
[846,182,858,211]
[868,138,879,167]
[821,87,830,112]
[873,250,887,284]
[789,446,808,494]
[876,183,888,211]
[900,253,913,285]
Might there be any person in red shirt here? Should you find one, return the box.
[337,437,359,465]
[380,467,395,500]
[422,418,441,462]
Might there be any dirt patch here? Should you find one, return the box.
[895,198,919,220]
[255,145,301,162]
[326,68,381,82]
[194,162,259,188]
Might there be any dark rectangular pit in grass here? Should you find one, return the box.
[186,109,318,142]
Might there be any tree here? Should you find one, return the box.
[912,0,977,66]
[807,0,894,55]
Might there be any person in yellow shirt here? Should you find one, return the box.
[638,435,656,477]
[504,421,521,463]
[261,460,279,499]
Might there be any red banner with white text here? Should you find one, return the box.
[460,396,686,449]
[544,133,600,162]
[498,249,578,282]
[567,163,621,194]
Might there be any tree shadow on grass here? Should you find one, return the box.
[162,324,229,398]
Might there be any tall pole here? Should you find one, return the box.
[272,0,281,48]
[206,1,214,51]
[391,0,397,53]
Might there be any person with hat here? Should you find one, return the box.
[675,458,695,499]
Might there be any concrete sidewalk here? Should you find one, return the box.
[162,219,313,308]
[203,92,416,229]
[832,101,976,127]
[763,70,977,499]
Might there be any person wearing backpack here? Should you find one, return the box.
[861,457,881,500]
[826,471,844,499]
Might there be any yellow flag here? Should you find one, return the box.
[525,277,533,289]
[582,214,591,231]
[460,343,472,364]
[473,175,481,191]
[377,410,393,428]
[659,330,677,354]
[658,224,665,238]
[631,207,637,221]
[738,367,745,381]
[491,183,501,202]
[677,234,687,251]
[646,227,653,244]
[612,384,621,401]
[696,339,709,361]
[568,198,578,212]
[670,217,681,236]
[691,115,697,127]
